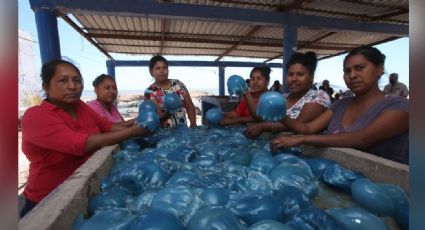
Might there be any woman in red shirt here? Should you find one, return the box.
[220,66,271,126]
[20,60,152,217]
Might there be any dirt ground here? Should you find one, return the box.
[18,132,29,195]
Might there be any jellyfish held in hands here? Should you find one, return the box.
[256,91,286,121]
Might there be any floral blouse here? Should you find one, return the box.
[285,89,331,119]
[147,79,189,128]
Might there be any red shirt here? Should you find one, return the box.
[234,92,260,117]
[21,100,113,203]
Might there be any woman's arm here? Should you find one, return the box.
[182,92,197,127]
[85,125,149,152]
[223,111,237,118]
[220,116,254,126]
[281,109,333,134]
[245,101,328,139]
[295,102,328,123]
[114,118,135,128]
[243,92,262,122]
[271,110,408,150]
[244,122,287,139]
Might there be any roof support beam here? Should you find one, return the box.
[278,0,313,11]
[29,0,408,36]
[215,25,263,61]
[88,32,282,47]
[109,60,282,68]
[90,33,369,51]
[60,15,114,60]
[159,19,166,55]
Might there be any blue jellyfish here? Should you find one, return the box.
[304,158,336,179]
[351,178,394,216]
[227,74,248,96]
[379,183,409,229]
[200,171,232,188]
[229,194,285,225]
[126,188,159,212]
[224,149,253,166]
[270,163,318,198]
[200,187,230,207]
[287,207,343,230]
[113,161,170,192]
[193,156,219,167]
[128,210,184,230]
[274,146,303,156]
[231,172,274,196]
[379,183,409,207]
[120,138,140,152]
[205,107,224,127]
[256,91,286,121]
[394,203,409,230]
[136,110,160,132]
[274,186,312,222]
[138,99,157,112]
[87,187,131,216]
[249,154,278,175]
[150,186,204,224]
[163,93,182,113]
[187,206,247,230]
[328,207,389,230]
[248,219,293,230]
[166,169,201,187]
[73,208,135,230]
[322,164,365,193]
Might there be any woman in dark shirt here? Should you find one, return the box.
[270,46,408,164]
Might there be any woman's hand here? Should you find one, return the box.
[220,117,237,126]
[244,123,264,139]
[270,135,303,151]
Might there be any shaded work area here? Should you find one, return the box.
[29,0,408,94]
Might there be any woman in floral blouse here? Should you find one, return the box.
[244,51,330,138]
[145,55,197,128]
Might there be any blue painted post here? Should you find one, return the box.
[106,61,116,79]
[34,9,61,64]
[219,66,225,96]
[282,24,298,93]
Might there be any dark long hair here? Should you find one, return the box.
[286,51,318,76]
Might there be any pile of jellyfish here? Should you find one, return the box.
[73,125,409,230]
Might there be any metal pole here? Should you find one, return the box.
[282,24,298,93]
[34,9,61,64]
[219,66,225,96]
[106,60,116,79]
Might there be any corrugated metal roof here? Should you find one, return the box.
[55,0,408,61]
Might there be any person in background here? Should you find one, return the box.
[244,51,330,138]
[220,66,271,126]
[146,55,197,128]
[87,74,133,126]
[383,73,409,98]
[319,79,335,102]
[270,46,409,164]
[245,78,251,91]
[334,93,341,101]
[270,80,284,93]
[340,89,355,98]
[311,82,318,90]
[20,60,152,217]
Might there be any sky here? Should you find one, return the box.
[18,0,409,95]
